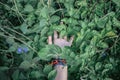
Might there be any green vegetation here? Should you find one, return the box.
[0,0,120,80]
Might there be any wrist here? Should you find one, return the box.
[55,65,68,80]
[50,58,66,67]
[55,65,67,72]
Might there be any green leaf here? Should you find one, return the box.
[81,10,87,19]
[105,31,117,37]
[38,47,49,60]
[32,57,40,63]
[23,52,33,61]
[30,71,44,78]
[106,20,112,31]
[61,18,68,23]
[81,21,87,29]
[60,30,66,37]
[12,70,19,80]
[43,65,52,74]
[41,7,48,18]
[95,62,102,70]
[88,22,95,28]
[68,8,74,16]
[77,0,87,7]
[105,64,113,70]
[89,74,97,80]
[68,18,78,25]
[96,17,108,28]
[112,0,120,7]
[95,4,104,16]
[41,27,49,36]
[48,7,55,15]
[76,36,84,47]
[20,23,28,34]
[104,78,113,80]
[24,4,34,12]
[80,41,86,53]
[113,17,120,29]
[34,34,39,42]
[51,24,66,32]
[107,12,115,17]
[9,43,18,51]
[48,70,56,79]
[0,66,9,71]
[102,69,109,75]
[70,52,76,58]
[19,73,26,79]
[50,16,60,23]
[19,61,31,69]
[80,52,89,59]
[38,45,59,60]
[48,45,61,55]
[6,38,14,45]
[97,42,108,48]
[39,19,47,28]
[0,71,9,80]
[109,58,115,64]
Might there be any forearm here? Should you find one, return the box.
[55,65,67,80]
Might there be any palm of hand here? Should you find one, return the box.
[48,31,74,48]
[54,39,71,48]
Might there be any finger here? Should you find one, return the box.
[64,36,67,40]
[69,36,74,44]
[48,36,52,44]
[54,31,58,40]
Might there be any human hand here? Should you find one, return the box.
[48,31,71,80]
[48,31,74,48]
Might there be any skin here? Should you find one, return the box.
[48,31,74,80]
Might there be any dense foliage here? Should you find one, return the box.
[0,0,120,80]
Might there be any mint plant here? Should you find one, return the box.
[0,0,120,80]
